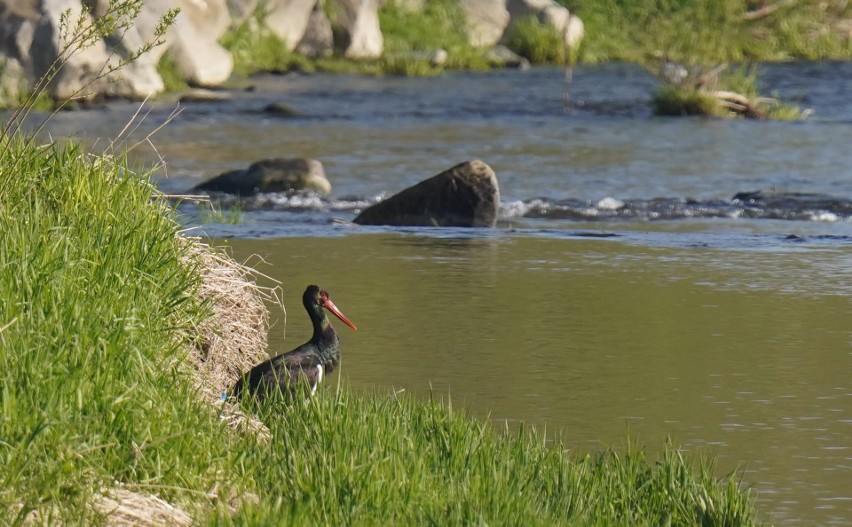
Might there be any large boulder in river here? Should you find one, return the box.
[353,160,500,228]
[194,158,331,196]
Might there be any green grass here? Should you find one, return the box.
[212,387,760,526]
[0,137,225,522]
[0,136,764,524]
[156,53,190,93]
[219,16,316,76]
[652,85,725,117]
[190,199,246,225]
[505,16,567,65]
[379,0,491,72]
[572,0,852,64]
[652,65,807,119]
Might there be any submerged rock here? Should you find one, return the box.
[179,89,232,103]
[261,102,300,117]
[484,45,529,69]
[732,190,852,214]
[194,158,331,196]
[353,160,500,228]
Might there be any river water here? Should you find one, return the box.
[42,62,851,525]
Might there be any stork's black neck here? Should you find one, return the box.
[308,302,334,341]
[306,297,340,365]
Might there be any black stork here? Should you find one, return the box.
[231,284,357,401]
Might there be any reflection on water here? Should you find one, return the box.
[225,232,851,527]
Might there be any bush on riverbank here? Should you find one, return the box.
[0,134,765,524]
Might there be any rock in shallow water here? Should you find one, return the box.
[194,158,331,196]
[353,160,500,228]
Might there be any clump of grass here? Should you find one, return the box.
[156,53,190,92]
[0,137,233,521]
[652,85,725,117]
[219,13,315,76]
[574,0,851,63]
[379,0,491,73]
[505,16,566,64]
[379,56,443,76]
[210,386,761,526]
[652,64,807,120]
[191,199,246,225]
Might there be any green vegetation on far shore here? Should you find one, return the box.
[574,0,851,64]
[217,0,851,77]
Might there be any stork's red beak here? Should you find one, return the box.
[323,298,357,331]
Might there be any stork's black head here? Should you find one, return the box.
[303,285,357,330]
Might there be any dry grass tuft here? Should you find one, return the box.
[93,487,193,527]
[180,236,283,441]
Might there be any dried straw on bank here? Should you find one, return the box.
[93,487,193,527]
[180,236,283,441]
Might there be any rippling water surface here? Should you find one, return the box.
[39,62,852,525]
[39,61,852,238]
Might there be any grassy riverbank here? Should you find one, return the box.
[0,138,764,524]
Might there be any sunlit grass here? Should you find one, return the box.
[652,65,807,120]
[652,86,725,117]
[156,53,190,92]
[190,199,246,225]
[219,16,315,76]
[210,386,761,526]
[378,0,490,73]
[0,137,228,521]
[505,16,566,64]
[575,0,851,63]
